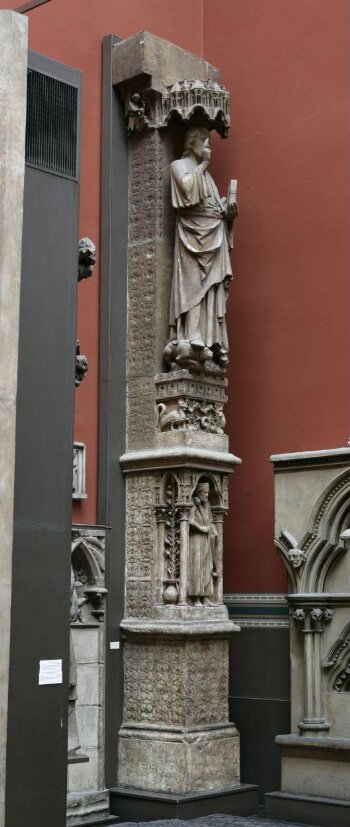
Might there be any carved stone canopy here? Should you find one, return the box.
[112,31,230,137]
[161,79,230,137]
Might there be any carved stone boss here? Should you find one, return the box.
[113,32,242,799]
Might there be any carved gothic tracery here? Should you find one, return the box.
[324,621,350,692]
[71,528,107,621]
[161,79,230,137]
[275,470,350,593]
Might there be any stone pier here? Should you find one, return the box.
[109,32,258,820]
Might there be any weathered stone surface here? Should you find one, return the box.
[123,638,229,727]
[118,726,239,794]
[112,31,220,90]
[67,529,107,807]
[271,448,350,807]
[0,12,27,826]
[67,789,108,823]
[115,31,240,799]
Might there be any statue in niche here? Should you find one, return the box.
[68,567,87,755]
[164,127,238,372]
[188,481,217,606]
[126,93,149,132]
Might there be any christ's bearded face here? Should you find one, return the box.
[197,484,210,503]
[193,135,210,160]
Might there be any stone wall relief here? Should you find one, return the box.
[155,472,225,608]
[155,371,228,438]
[275,469,350,593]
[72,441,87,500]
[122,79,230,137]
[68,530,107,758]
[71,529,107,621]
[324,621,350,692]
[276,472,350,737]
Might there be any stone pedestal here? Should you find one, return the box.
[266,448,350,827]
[110,31,258,817]
[0,12,27,827]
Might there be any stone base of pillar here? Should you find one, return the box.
[265,734,350,827]
[118,725,239,795]
[110,783,259,821]
[265,791,350,827]
[118,618,240,797]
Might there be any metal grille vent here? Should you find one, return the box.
[25,69,78,178]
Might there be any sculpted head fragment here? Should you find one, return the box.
[183,126,211,160]
[78,237,96,281]
[195,481,210,503]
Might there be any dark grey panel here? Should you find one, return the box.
[99,35,128,787]
[265,791,350,827]
[6,53,81,827]
[228,625,290,801]
[110,784,259,821]
[229,627,290,700]
[229,697,290,800]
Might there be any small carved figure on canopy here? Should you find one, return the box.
[164,127,238,372]
[126,93,149,132]
[188,481,218,606]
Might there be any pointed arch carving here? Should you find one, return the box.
[324,621,350,691]
[71,529,107,621]
[275,469,350,593]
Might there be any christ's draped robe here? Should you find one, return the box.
[169,156,233,352]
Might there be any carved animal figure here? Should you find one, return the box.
[157,400,187,430]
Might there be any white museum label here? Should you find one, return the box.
[39,659,63,685]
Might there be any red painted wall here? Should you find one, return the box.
[2,0,204,526]
[204,0,350,591]
[4,0,349,592]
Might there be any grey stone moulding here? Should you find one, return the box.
[266,447,350,826]
[224,594,289,628]
[111,29,258,817]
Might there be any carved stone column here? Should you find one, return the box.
[110,32,258,819]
